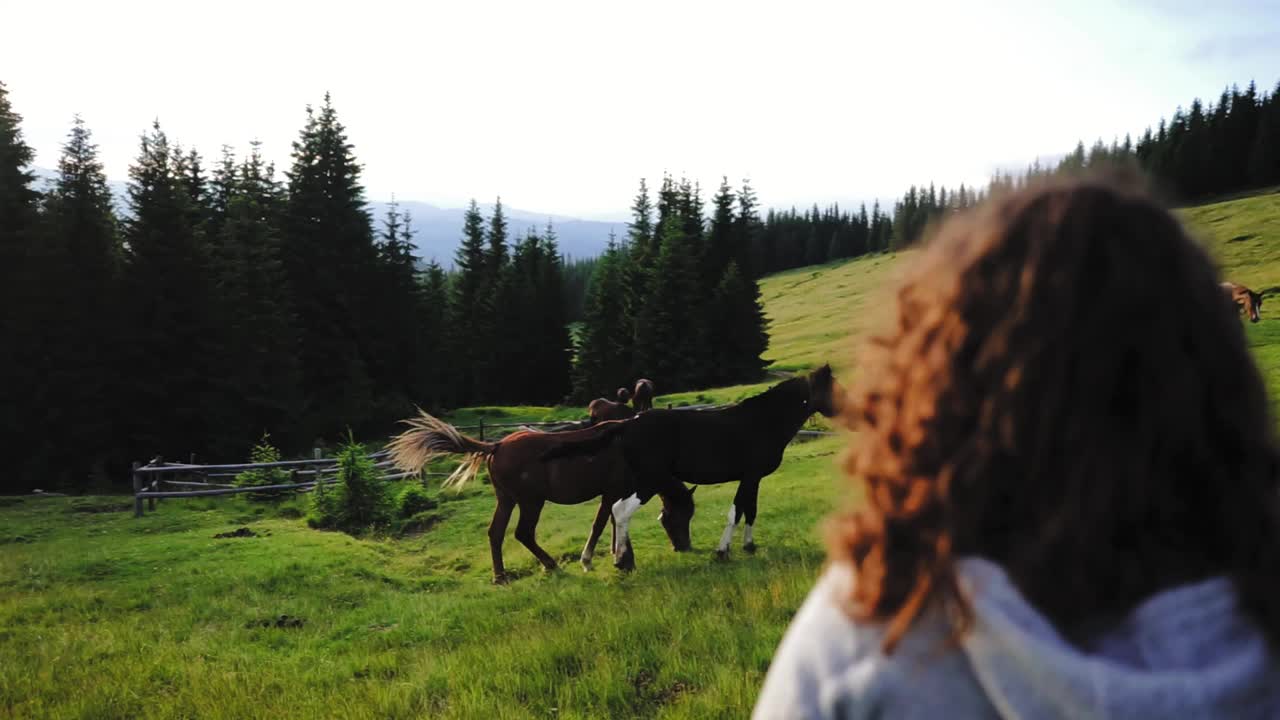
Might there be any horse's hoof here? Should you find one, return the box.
[744,543,757,554]
[492,574,510,586]
[542,563,560,574]
[581,559,593,572]
[715,549,730,562]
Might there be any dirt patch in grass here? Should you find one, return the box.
[214,527,259,539]
[245,614,304,629]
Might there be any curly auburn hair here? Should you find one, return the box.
[829,174,1280,652]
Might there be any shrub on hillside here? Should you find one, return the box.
[308,437,393,533]
[396,483,437,518]
[234,433,291,500]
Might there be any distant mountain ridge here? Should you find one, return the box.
[30,167,622,267]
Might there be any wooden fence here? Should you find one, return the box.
[132,410,838,518]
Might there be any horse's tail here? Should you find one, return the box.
[388,409,496,491]
[539,420,631,463]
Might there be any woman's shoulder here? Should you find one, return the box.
[752,562,996,720]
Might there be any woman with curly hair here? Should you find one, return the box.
[753,176,1280,719]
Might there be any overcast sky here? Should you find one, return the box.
[5,0,1279,220]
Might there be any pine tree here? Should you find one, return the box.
[1249,86,1280,187]
[36,116,124,485]
[447,200,487,404]
[213,145,301,455]
[475,198,512,401]
[534,221,572,402]
[623,178,657,378]
[282,95,376,440]
[734,178,762,277]
[368,200,425,411]
[418,259,450,409]
[206,145,238,248]
[635,219,699,390]
[707,261,770,384]
[121,120,220,461]
[573,235,633,400]
[704,176,736,287]
[0,85,52,490]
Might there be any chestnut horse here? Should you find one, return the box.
[587,387,636,423]
[545,365,842,559]
[388,412,695,583]
[1222,281,1263,323]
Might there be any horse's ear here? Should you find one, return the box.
[688,486,697,495]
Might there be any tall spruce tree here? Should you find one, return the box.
[573,234,632,400]
[213,145,301,454]
[122,121,219,461]
[419,258,450,408]
[707,261,770,384]
[734,178,762,277]
[447,200,488,404]
[282,95,376,440]
[634,218,699,390]
[476,198,512,401]
[0,84,51,490]
[368,200,426,412]
[37,116,124,485]
[534,222,572,402]
[704,176,736,288]
[621,178,657,378]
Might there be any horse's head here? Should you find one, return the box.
[616,387,633,402]
[805,364,843,418]
[658,485,696,551]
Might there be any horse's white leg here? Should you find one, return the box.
[611,493,642,564]
[717,504,737,557]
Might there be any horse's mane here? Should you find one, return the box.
[735,376,808,411]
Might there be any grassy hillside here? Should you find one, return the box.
[2,189,1277,719]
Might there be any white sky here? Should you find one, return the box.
[5,0,1279,220]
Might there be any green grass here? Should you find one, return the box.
[3,188,1279,718]
[0,439,849,720]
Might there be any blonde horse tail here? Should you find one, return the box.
[387,409,497,491]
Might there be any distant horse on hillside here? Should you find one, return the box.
[545,365,842,559]
[587,387,636,424]
[630,378,656,412]
[1222,281,1263,323]
[388,412,695,583]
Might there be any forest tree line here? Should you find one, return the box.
[3,75,1278,491]
[745,78,1280,276]
[0,87,578,491]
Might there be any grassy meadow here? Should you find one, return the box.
[2,189,1278,719]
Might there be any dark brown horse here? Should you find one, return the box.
[1222,281,1263,323]
[631,378,656,412]
[388,412,695,583]
[545,365,842,559]
[587,387,636,423]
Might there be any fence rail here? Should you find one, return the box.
[132,412,839,517]
[130,446,413,518]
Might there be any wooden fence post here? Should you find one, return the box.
[148,477,157,512]
[132,461,143,517]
